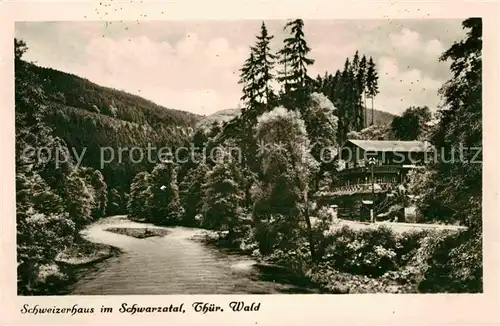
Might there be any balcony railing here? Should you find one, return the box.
[317,183,394,197]
[336,164,414,176]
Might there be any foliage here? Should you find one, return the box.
[418,229,482,293]
[314,53,381,143]
[416,18,482,228]
[145,162,183,225]
[201,149,245,235]
[19,59,198,214]
[391,106,433,140]
[15,39,113,294]
[302,93,339,162]
[239,22,277,120]
[179,162,210,226]
[252,106,319,258]
[365,56,380,126]
[347,124,395,140]
[307,264,414,294]
[127,171,151,220]
[277,19,315,108]
[323,225,399,277]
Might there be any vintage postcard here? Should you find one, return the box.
[1,0,499,325]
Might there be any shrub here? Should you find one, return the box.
[395,229,431,265]
[307,263,413,294]
[418,229,482,293]
[253,214,302,256]
[322,225,399,277]
[17,209,75,295]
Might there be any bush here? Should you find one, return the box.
[307,226,478,293]
[17,209,75,295]
[323,225,399,277]
[307,263,413,294]
[418,229,482,293]
[253,214,302,256]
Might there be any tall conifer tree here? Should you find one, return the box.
[358,55,368,127]
[277,19,315,109]
[254,22,277,108]
[238,49,260,114]
[366,56,379,125]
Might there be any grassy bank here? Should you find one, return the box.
[20,237,121,295]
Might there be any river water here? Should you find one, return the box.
[71,216,319,295]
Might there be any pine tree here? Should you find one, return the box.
[277,19,315,109]
[358,55,368,127]
[238,49,260,115]
[254,22,277,108]
[349,53,363,131]
[366,56,379,126]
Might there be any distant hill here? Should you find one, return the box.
[363,108,397,128]
[198,107,397,132]
[196,108,241,132]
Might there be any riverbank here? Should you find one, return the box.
[194,221,475,294]
[20,236,122,296]
[192,229,326,293]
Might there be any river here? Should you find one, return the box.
[71,216,319,295]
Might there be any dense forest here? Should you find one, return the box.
[16,18,482,294]
[18,59,201,215]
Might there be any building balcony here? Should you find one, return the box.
[317,183,394,197]
[336,164,421,177]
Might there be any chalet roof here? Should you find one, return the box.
[346,139,433,152]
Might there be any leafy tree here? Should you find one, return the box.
[180,162,209,226]
[301,93,339,189]
[201,148,245,238]
[146,162,183,225]
[127,171,150,220]
[15,38,28,60]
[252,106,320,259]
[63,173,95,229]
[410,18,482,293]
[391,106,432,140]
[419,18,482,227]
[347,124,395,141]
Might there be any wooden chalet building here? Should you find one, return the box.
[320,139,434,220]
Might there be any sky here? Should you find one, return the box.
[15,19,466,116]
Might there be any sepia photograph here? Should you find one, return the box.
[14,16,483,298]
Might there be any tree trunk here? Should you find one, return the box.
[371,96,374,126]
[303,192,316,263]
[286,140,317,263]
[364,93,367,128]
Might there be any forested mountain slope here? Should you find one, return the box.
[19,61,201,214]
